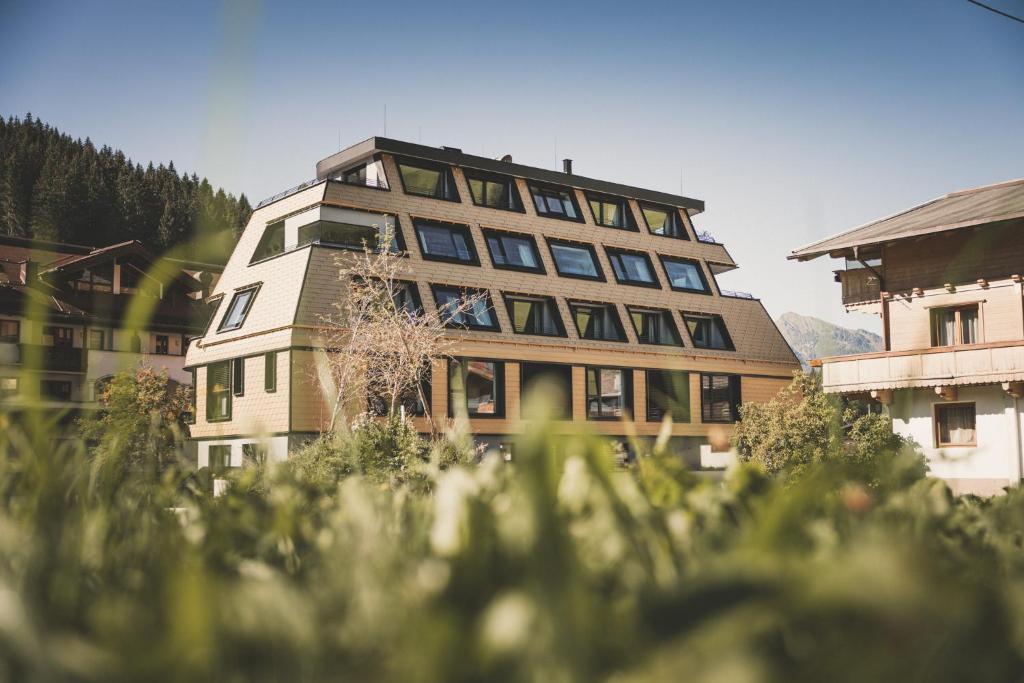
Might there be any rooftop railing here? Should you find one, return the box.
[720,289,756,300]
[695,229,720,244]
[255,178,323,209]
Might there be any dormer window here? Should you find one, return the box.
[414,220,478,265]
[629,307,682,346]
[396,158,459,201]
[570,301,626,342]
[251,221,285,262]
[483,229,544,273]
[587,193,636,230]
[683,313,734,351]
[465,170,523,212]
[218,285,260,332]
[432,285,499,331]
[641,203,689,239]
[528,183,583,222]
[605,247,659,288]
[547,239,603,281]
[660,256,710,293]
[331,156,389,190]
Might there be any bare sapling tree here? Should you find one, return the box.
[316,225,487,434]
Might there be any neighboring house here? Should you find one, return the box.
[185,137,800,469]
[0,235,220,417]
[790,178,1024,495]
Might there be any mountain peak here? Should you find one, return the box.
[775,312,882,369]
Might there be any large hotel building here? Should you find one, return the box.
[185,138,799,467]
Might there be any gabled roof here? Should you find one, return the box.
[41,240,204,292]
[789,178,1024,261]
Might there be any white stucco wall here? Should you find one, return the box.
[888,385,1024,493]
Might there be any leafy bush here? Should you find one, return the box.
[1,405,1023,682]
[732,372,920,485]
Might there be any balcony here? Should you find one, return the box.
[813,340,1024,394]
[836,268,881,307]
[0,343,87,373]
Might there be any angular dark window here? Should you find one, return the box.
[483,229,544,273]
[204,295,224,336]
[392,280,423,316]
[298,218,404,253]
[586,367,631,419]
[504,294,565,337]
[520,362,572,419]
[155,334,169,355]
[232,357,245,397]
[646,370,690,422]
[570,301,626,342]
[251,221,285,262]
[547,239,603,281]
[660,256,710,293]
[414,220,479,264]
[396,158,459,201]
[641,203,689,239]
[218,286,259,332]
[684,313,734,351]
[206,361,232,422]
[465,170,523,212]
[606,247,659,287]
[331,156,389,190]
[449,358,504,417]
[701,373,741,423]
[264,352,277,393]
[587,193,636,230]
[432,285,499,331]
[528,183,583,221]
[629,308,682,346]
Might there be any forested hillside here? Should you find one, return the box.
[0,114,250,259]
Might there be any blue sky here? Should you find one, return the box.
[2,0,1022,330]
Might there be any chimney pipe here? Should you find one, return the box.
[562,158,573,175]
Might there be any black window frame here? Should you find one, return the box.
[569,300,627,343]
[217,285,261,333]
[701,373,742,423]
[482,228,545,274]
[628,307,683,347]
[392,280,424,316]
[232,357,245,397]
[208,445,232,471]
[395,156,460,202]
[464,169,525,213]
[430,284,500,332]
[585,366,633,420]
[413,219,480,265]
[683,312,735,351]
[659,256,711,294]
[298,216,407,254]
[448,357,505,418]
[519,362,573,419]
[369,370,431,417]
[154,334,170,355]
[528,182,584,222]
[250,220,285,263]
[546,238,605,282]
[586,192,638,231]
[605,247,661,289]
[641,203,691,240]
[264,352,277,393]
[332,154,390,191]
[503,293,567,338]
[646,369,691,422]
[206,360,232,422]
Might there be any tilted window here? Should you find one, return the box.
[587,193,636,230]
[606,247,659,287]
[218,286,259,332]
[586,367,630,419]
[432,285,499,331]
[449,358,504,417]
[684,313,734,351]
[483,229,544,273]
[701,373,741,423]
[661,257,710,293]
[396,158,459,201]
[251,221,285,262]
[206,361,232,421]
[646,370,690,422]
[504,294,565,337]
[465,170,523,212]
[330,156,389,190]
[547,239,603,280]
[520,362,572,419]
[930,305,979,347]
[629,308,682,346]
[641,203,689,239]
[528,183,583,221]
[414,220,479,264]
[570,301,626,342]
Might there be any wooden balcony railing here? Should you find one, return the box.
[837,268,881,306]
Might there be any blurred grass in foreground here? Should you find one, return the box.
[0,396,1023,683]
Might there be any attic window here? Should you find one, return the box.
[331,156,389,190]
[251,221,285,262]
[396,158,459,201]
[218,285,259,332]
